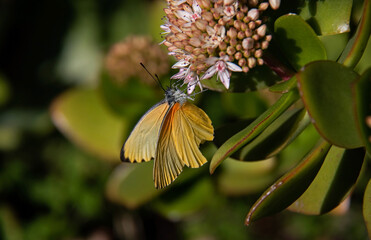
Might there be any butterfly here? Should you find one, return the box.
[120,85,214,189]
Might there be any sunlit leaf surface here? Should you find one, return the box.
[299,0,352,35]
[274,14,327,71]
[50,88,126,161]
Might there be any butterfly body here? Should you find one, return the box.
[121,87,214,189]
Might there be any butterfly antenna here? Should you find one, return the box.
[140,63,165,91]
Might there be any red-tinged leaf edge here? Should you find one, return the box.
[210,89,300,173]
[245,140,331,225]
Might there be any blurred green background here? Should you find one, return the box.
[0,0,369,239]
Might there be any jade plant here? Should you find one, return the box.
[50,0,371,238]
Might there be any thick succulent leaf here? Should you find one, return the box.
[50,88,126,161]
[245,140,331,225]
[106,162,162,209]
[152,178,213,219]
[319,33,349,61]
[353,68,371,156]
[355,33,371,74]
[269,76,297,93]
[201,65,281,93]
[276,123,320,174]
[297,60,362,148]
[339,0,371,68]
[217,158,276,196]
[213,119,254,153]
[274,14,327,71]
[299,0,352,35]
[239,108,308,161]
[364,178,371,238]
[210,89,300,173]
[288,146,365,215]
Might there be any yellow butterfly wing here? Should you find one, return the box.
[174,102,214,167]
[121,101,169,163]
[154,102,214,188]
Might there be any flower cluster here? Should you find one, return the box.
[161,0,280,93]
[105,36,169,85]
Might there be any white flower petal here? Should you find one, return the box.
[201,65,217,79]
[226,61,243,72]
[172,60,190,69]
[192,0,202,15]
[171,68,188,79]
[176,10,192,22]
[206,25,216,36]
[160,24,170,31]
[187,82,196,94]
[170,0,187,5]
[219,70,230,89]
[220,26,226,38]
[197,80,203,91]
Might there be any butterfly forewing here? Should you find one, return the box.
[122,101,169,163]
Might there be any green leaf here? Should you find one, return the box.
[288,146,365,214]
[217,158,276,196]
[239,108,308,161]
[319,33,349,61]
[106,162,162,209]
[355,33,371,74]
[274,14,327,71]
[201,64,281,93]
[299,0,352,35]
[297,60,362,148]
[364,178,371,238]
[353,68,371,156]
[339,0,371,68]
[50,88,126,161]
[276,123,321,175]
[269,75,297,93]
[210,89,300,173]
[245,140,331,225]
[153,178,213,219]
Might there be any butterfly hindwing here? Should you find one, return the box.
[154,102,214,188]
[121,101,169,163]
[174,102,214,167]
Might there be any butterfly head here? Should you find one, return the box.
[165,87,192,105]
